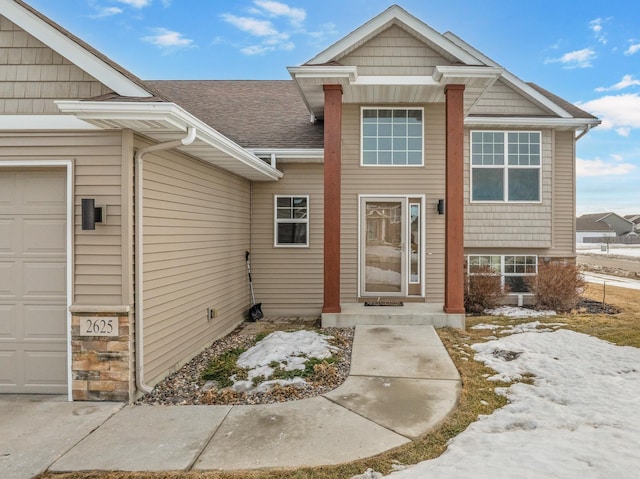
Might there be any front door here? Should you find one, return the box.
[360,196,423,297]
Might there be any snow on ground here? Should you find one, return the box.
[577,243,640,258]
[372,327,640,479]
[231,330,337,392]
[484,306,557,318]
[583,272,640,290]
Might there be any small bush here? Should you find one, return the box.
[526,261,585,312]
[201,347,247,388]
[464,265,507,314]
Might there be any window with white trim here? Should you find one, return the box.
[471,131,541,202]
[468,255,538,293]
[275,195,309,247]
[362,108,423,166]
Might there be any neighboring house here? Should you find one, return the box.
[624,215,640,232]
[0,1,599,401]
[576,213,635,242]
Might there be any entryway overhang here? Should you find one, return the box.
[55,100,283,182]
[288,65,504,121]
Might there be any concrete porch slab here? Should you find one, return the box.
[324,376,460,439]
[322,302,465,329]
[194,396,409,470]
[50,405,232,472]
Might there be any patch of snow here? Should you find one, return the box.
[583,272,640,290]
[231,330,337,392]
[577,243,640,258]
[379,329,640,478]
[470,323,500,330]
[485,306,556,318]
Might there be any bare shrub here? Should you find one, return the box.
[464,265,507,314]
[527,261,585,312]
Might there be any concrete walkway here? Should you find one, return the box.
[1,325,460,477]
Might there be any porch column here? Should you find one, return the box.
[444,84,466,314]
[323,84,343,313]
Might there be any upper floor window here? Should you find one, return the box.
[274,195,309,247]
[362,108,423,166]
[471,131,541,202]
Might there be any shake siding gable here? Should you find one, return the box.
[251,163,324,315]
[0,16,111,114]
[339,24,455,76]
[464,129,553,248]
[139,146,251,385]
[470,80,550,116]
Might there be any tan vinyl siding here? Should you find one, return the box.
[251,163,324,315]
[0,16,111,114]
[464,129,553,248]
[140,146,251,385]
[341,103,446,303]
[551,131,576,257]
[339,24,455,76]
[0,131,125,306]
[470,80,550,116]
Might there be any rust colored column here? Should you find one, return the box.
[444,84,466,314]
[323,84,343,313]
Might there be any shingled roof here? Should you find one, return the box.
[527,83,597,119]
[144,80,324,149]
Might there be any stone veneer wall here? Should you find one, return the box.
[69,306,134,402]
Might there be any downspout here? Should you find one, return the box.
[575,124,594,141]
[134,127,197,393]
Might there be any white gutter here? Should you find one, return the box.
[575,123,595,141]
[133,126,197,394]
[465,116,601,128]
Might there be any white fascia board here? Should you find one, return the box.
[443,32,573,119]
[1,0,151,98]
[465,116,601,128]
[307,5,482,66]
[248,148,324,160]
[433,65,504,82]
[55,100,283,180]
[287,65,358,82]
[353,75,438,86]
[0,115,100,130]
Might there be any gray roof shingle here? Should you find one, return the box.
[144,80,324,149]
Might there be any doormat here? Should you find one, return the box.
[364,301,404,307]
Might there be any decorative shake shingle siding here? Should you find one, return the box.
[0,16,111,113]
[470,80,550,116]
[140,146,251,385]
[463,129,553,248]
[0,131,126,306]
[339,24,456,76]
[250,162,324,315]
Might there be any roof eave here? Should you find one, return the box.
[55,100,283,181]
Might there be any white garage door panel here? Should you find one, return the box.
[0,169,67,394]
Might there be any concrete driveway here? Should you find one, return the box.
[0,395,122,479]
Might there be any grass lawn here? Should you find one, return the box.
[36,282,639,479]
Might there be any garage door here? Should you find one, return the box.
[0,169,67,394]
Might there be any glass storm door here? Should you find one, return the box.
[362,199,405,295]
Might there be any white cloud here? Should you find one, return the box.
[589,18,607,44]
[577,156,636,177]
[142,28,194,53]
[220,14,284,38]
[254,0,306,26]
[595,74,640,92]
[90,6,123,18]
[116,0,151,7]
[578,93,640,134]
[625,42,640,55]
[545,48,596,68]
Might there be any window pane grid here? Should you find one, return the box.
[471,131,541,202]
[362,108,423,166]
[468,255,538,293]
[275,195,309,246]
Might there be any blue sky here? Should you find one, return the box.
[27,0,640,216]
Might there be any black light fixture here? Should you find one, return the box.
[81,199,104,230]
[437,199,445,215]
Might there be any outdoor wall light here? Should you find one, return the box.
[81,198,105,230]
[437,199,445,215]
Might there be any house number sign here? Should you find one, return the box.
[79,317,119,337]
